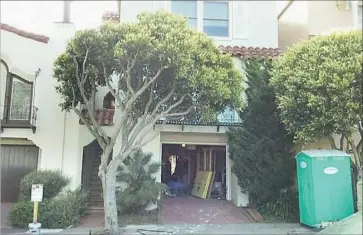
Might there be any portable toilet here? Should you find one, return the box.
[296,149,354,228]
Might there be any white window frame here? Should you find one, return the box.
[167,0,232,40]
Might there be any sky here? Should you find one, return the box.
[1,1,289,35]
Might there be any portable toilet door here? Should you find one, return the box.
[296,149,354,228]
[296,152,316,227]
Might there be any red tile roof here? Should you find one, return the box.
[0,23,49,44]
[102,11,120,22]
[79,109,115,126]
[218,46,282,59]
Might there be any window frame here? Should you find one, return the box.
[1,61,34,125]
[168,0,232,40]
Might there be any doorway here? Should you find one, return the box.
[161,143,227,198]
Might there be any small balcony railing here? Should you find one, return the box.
[217,109,241,123]
[0,105,38,133]
[79,108,115,126]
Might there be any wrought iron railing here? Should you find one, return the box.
[217,108,241,123]
[0,105,38,127]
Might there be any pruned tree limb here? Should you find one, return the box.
[328,135,337,149]
[339,134,344,151]
[72,55,109,144]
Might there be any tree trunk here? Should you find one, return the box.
[101,170,119,234]
[351,166,358,212]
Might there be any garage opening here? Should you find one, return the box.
[160,143,251,224]
[161,143,227,199]
[1,144,39,202]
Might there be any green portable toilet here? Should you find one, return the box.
[296,149,354,228]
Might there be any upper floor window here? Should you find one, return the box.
[9,76,33,120]
[0,60,34,123]
[170,0,231,38]
[171,0,197,29]
[203,1,229,37]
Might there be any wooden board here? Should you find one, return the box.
[191,171,214,199]
[207,171,216,199]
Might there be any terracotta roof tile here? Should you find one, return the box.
[218,46,282,60]
[102,11,120,22]
[79,109,115,126]
[0,23,49,43]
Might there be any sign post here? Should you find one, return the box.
[29,184,43,234]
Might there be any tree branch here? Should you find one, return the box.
[101,61,123,108]
[81,46,91,85]
[339,134,344,151]
[125,52,138,95]
[144,83,155,116]
[328,135,337,149]
[70,86,106,149]
[347,135,361,168]
[72,55,109,144]
[358,122,363,156]
[124,66,168,112]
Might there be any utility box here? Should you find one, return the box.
[296,149,354,228]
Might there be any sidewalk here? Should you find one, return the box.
[62,223,314,235]
[1,223,315,234]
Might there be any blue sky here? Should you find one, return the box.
[1,1,288,34]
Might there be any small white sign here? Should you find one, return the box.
[300,161,307,168]
[31,184,43,202]
[324,167,338,175]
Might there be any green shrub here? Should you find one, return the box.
[258,189,299,222]
[227,59,295,211]
[116,149,168,215]
[19,170,70,200]
[9,188,88,229]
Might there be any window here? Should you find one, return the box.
[9,76,32,120]
[171,0,197,29]
[170,0,230,37]
[203,1,229,37]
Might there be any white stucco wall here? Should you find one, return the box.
[1,13,254,207]
[119,0,278,48]
[0,23,77,186]
[278,0,360,50]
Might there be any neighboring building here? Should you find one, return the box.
[278,0,362,51]
[1,0,280,209]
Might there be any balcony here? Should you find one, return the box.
[155,108,242,131]
[79,108,115,126]
[0,105,38,133]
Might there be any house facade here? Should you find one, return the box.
[278,0,362,51]
[1,0,280,208]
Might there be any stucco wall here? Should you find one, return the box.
[119,0,278,48]
[278,0,358,50]
[307,1,354,35]
[0,23,77,185]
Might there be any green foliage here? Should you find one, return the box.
[116,149,167,214]
[53,11,243,121]
[270,30,362,145]
[228,59,295,209]
[259,189,299,222]
[9,188,88,229]
[19,170,70,200]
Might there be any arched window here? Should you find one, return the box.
[103,91,115,109]
[1,60,34,124]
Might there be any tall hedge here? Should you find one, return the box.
[227,59,296,218]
